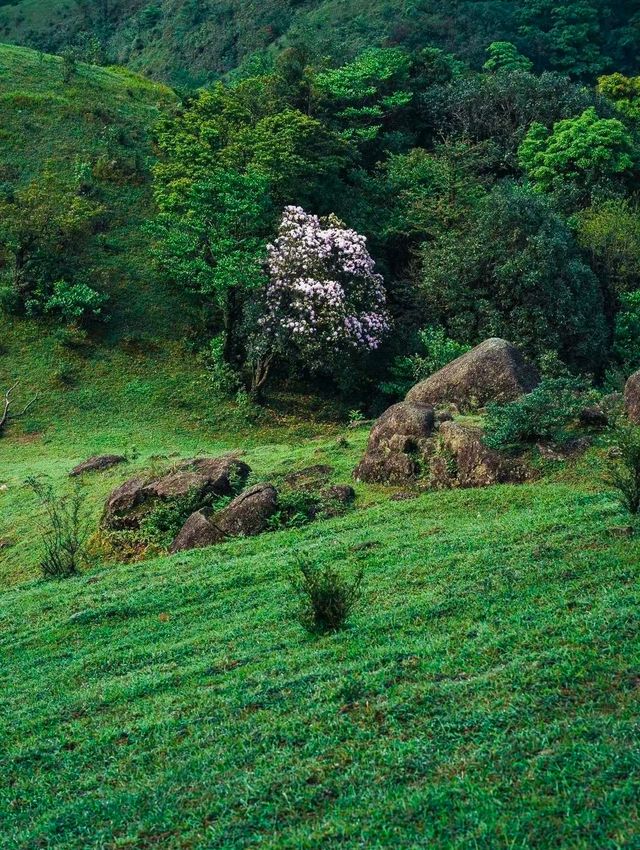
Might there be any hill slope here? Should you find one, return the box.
[1,0,639,84]
[2,461,640,848]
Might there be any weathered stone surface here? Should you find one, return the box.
[169,509,218,554]
[430,421,533,489]
[144,456,250,501]
[103,455,251,529]
[625,370,640,424]
[406,338,539,411]
[536,437,592,462]
[367,402,435,452]
[70,455,126,477]
[354,402,435,484]
[322,484,356,504]
[354,449,421,485]
[104,477,148,528]
[170,483,278,553]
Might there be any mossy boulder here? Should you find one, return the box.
[406,338,539,412]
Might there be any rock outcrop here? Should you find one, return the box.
[70,455,126,477]
[103,455,251,529]
[170,483,278,553]
[430,422,533,489]
[406,338,539,412]
[625,370,640,424]
[354,402,435,484]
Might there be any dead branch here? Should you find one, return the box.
[0,381,39,435]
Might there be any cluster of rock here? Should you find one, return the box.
[95,455,355,554]
[103,455,252,530]
[355,338,540,489]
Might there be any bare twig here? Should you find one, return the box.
[0,381,38,435]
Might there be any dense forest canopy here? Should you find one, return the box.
[3,3,640,407]
[2,0,640,85]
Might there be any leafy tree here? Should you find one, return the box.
[426,70,594,170]
[420,182,608,371]
[575,199,640,295]
[150,170,272,362]
[597,73,640,121]
[483,41,533,73]
[314,48,418,163]
[153,80,349,213]
[516,0,608,78]
[518,107,638,203]
[0,172,102,309]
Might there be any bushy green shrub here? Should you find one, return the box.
[605,423,640,514]
[141,489,231,549]
[484,377,595,452]
[290,557,364,634]
[41,280,108,324]
[26,477,89,579]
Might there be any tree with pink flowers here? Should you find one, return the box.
[251,206,390,391]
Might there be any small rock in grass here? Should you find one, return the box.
[70,454,126,476]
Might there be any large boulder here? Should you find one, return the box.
[406,338,539,412]
[104,477,148,528]
[70,454,126,477]
[625,370,640,424]
[103,455,251,529]
[430,422,533,489]
[354,401,435,484]
[170,483,278,554]
[168,509,218,553]
[367,402,435,453]
[144,456,250,501]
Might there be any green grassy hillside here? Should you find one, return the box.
[1,37,640,850]
[2,450,640,848]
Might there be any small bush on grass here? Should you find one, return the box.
[605,423,640,514]
[290,557,364,634]
[484,376,595,452]
[26,477,90,579]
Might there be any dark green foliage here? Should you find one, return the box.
[290,556,364,633]
[605,422,640,513]
[141,489,232,549]
[421,183,608,371]
[484,377,595,451]
[26,477,89,579]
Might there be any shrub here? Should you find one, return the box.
[26,477,90,579]
[605,423,640,514]
[290,557,364,634]
[484,377,595,452]
[42,280,108,325]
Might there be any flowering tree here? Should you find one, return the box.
[253,207,389,389]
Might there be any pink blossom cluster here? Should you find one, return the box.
[262,206,390,363]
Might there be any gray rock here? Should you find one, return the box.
[406,338,539,412]
[103,477,148,528]
[169,509,218,553]
[430,421,534,489]
[170,483,278,554]
[367,401,435,453]
[70,455,126,477]
[144,456,250,501]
